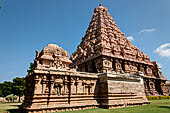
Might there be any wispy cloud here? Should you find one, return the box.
[138,28,156,34]
[155,43,170,58]
[9,72,14,74]
[127,28,156,41]
[127,36,134,41]
[157,62,162,68]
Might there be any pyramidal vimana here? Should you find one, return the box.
[20,5,168,113]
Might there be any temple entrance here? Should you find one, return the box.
[92,60,97,73]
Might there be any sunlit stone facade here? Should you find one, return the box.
[21,5,168,113]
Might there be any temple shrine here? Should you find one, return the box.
[20,5,168,113]
[71,5,168,96]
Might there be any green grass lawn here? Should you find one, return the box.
[0,100,170,113]
[0,102,21,113]
[60,100,170,113]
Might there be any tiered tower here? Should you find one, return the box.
[71,5,168,96]
[71,5,151,73]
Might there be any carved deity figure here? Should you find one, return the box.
[54,82,62,96]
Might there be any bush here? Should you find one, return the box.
[5,94,18,102]
[147,96,170,100]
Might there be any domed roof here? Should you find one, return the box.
[34,44,72,70]
[42,44,69,58]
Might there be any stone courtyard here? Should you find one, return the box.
[20,5,168,113]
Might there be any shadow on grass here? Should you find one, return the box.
[9,105,20,107]
[7,109,21,113]
[159,106,170,109]
[6,104,21,113]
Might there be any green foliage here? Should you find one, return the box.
[0,77,25,102]
[29,62,35,70]
[0,83,3,96]
[12,77,26,102]
[12,77,25,96]
[147,96,170,100]
[5,94,18,102]
[1,81,13,97]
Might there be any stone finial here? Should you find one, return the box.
[97,4,108,11]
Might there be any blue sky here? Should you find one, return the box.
[0,0,170,82]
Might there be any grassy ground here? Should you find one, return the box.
[0,100,170,113]
[60,100,170,113]
[0,102,21,113]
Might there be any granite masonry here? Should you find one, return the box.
[20,5,168,113]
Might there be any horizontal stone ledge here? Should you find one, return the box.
[33,70,99,78]
[21,104,100,110]
[107,93,137,96]
[32,95,98,98]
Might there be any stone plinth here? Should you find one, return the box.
[98,72,150,108]
[21,69,150,113]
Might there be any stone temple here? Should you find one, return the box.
[20,5,168,113]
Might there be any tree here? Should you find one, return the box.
[5,94,18,102]
[12,77,26,102]
[1,81,13,97]
[0,83,3,96]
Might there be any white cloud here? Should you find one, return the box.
[157,62,162,68]
[127,36,134,41]
[155,43,170,58]
[138,28,156,34]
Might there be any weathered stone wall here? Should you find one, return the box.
[21,70,100,113]
[98,73,149,108]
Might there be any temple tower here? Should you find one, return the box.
[71,5,168,96]
[71,5,151,73]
